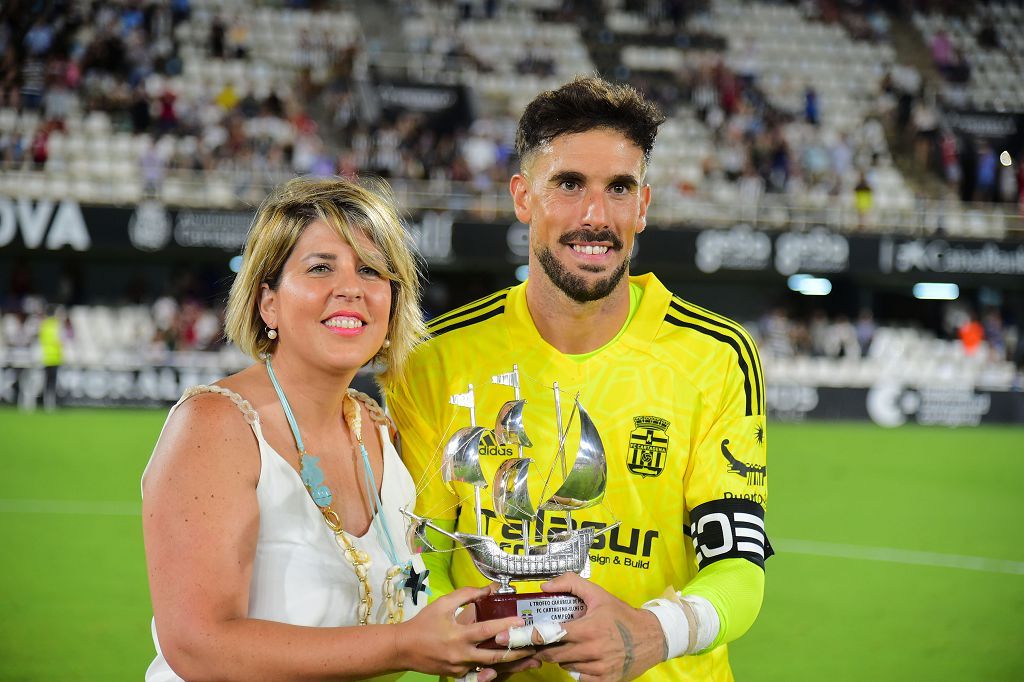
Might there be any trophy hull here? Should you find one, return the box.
[454,527,595,584]
[474,590,587,649]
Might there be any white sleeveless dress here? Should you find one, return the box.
[143,386,427,682]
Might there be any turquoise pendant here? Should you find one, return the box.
[300,453,333,507]
[310,484,333,507]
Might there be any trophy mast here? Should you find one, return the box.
[552,381,573,532]
[492,364,532,555]
[450,385,485,535]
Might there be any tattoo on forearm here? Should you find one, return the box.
[616,621,635,678]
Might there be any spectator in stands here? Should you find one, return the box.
[911,100,939,168]
[130,84,151,133]
[830,314,860,359]
[157,88,178,134]
[142,177,533,682]
[1018,152,1024,215]
[761,306,793,358]
[958,311,984,356]
[855,308,876,357]
[170,0,191,27]
[982,308,1006,361]
[209,14,226,58]
[23,18,54,57]
[974,142,997,202]
[944,49,971,84]
[977,19,999,50]
[940,128,961,193]
[809,310,830,357]
[734,35,761,89]
[854,172,873,228]
[0,42,18,106]
[140,140,166,197]
[804,86,819,126]
[20,54,46,109]
[930,29,954,72]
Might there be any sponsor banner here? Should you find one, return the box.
[407,210,455,263]
[373,80,472,131]
[0,365,382,409]
[941,108,1023,141]
[767,383,1024,426]
[2,197,1022,283]
[878,237,1024,276]
[0,196,255,254]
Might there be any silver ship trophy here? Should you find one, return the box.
[402,365,617,641]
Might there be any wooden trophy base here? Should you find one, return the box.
[474,591,586,649]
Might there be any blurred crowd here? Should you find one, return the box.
[1,294,227,356]
[1,1,354,193]
[3,0,1023,212]
[755,304,1020,368]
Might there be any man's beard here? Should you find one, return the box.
[534,235,630,303]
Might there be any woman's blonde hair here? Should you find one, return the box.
[224,176,426,388]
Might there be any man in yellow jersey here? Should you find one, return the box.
[38,304,65,411]
[387,76,771,681]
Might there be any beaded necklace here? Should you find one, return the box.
[265,357,407,625]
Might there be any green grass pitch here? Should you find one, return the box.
[0,408,1021,680]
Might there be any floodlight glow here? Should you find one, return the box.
[229,255,243,273]
[913,282,959,300]
[799,278,832,296]
[515,264,530,282]
[787,274,812,291]
[788,274,831,296]
[1000,151,1012,167]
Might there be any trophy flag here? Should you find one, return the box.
[450,384,477,426]
[491,370,518,387]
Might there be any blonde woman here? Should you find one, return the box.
[142,177,535,681]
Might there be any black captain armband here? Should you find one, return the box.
[686,498,774,570]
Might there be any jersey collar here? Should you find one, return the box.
[504,272,671,362]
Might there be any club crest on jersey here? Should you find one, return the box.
[721,439,767,486]
[627,416,670,478]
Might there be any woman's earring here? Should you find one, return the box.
[267,327,278,340]
[382,338,391,349]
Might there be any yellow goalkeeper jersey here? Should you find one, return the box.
[386,273,768,682]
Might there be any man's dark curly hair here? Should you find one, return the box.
[515,76,666,170]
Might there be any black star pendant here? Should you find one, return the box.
[404,564,430,605]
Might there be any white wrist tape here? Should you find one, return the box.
[507,621,567,648]
[682,595,720,653]
[642,594,720,658]
[642,598,689,659]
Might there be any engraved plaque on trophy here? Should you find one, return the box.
[403,365,618,648]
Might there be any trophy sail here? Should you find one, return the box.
[540,401,607,511]
[495,399,532,448]
[441,426,488,488]
[492,457,536,522]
